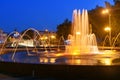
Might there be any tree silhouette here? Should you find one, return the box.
[56,19,71,40]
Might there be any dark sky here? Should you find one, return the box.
[0,0,114,32]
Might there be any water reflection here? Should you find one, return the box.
[40,57,56,64]
[1,52,120,65]
[50,58,56,63]
[100,58,112,65]
[67,59,97,65]
[39,56,114,65]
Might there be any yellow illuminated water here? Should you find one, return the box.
[66,9,98,55]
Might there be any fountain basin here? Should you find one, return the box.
[0,49,120,79]
[0,61,120,79]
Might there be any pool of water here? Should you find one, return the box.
[1,51,120,65]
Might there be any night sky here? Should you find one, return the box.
[0,0,114,32]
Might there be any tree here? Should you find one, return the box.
[88,6,108,46]
[89,2,120,46]
[21,29,35,40]
[110,1,120,46]
[56,1,120,46]
[56,19,72,40]
[114,0,120,4]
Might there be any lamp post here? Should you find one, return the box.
[104,27,111,46]
[102,9,112,47]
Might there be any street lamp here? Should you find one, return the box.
[102,9,111,46]
[102,9,109,14]
[104,27,111,46]
[104,27,111,31]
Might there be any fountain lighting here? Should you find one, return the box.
[0,9,120,66]
[66,9,99,55]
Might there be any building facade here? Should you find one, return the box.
[0,29,7,43]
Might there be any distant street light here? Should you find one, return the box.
[102,9,111,46]
[51,35,56,39]
[102,9,109,14]
[104,27,111,32]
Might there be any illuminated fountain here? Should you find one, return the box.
[103,32,120,47]
[0,9,120,66]
[0,28,61,60]
[66,9,98,55]
[1,9,120,79]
